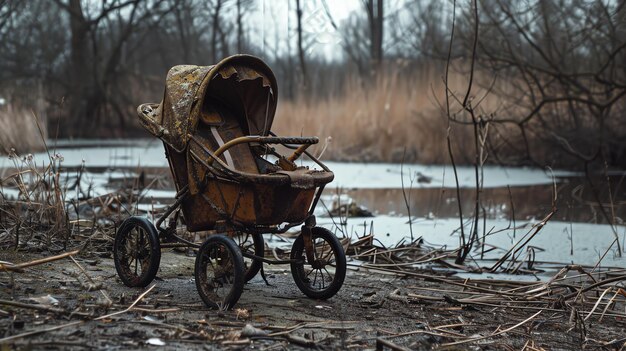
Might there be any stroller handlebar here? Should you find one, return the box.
[257,136,319,145]
[212,135,318,162]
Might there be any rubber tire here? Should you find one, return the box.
[234,232,264,282]
[290,227,347,299]
[113,216,161,288]
[195,235,245,309]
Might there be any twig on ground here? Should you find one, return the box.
[0,250,80,272]
[440,311,542,347]
[0,299,92,318]
[69,255,112,306]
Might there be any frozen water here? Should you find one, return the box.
[1,139,575,189]
[1,139,621,271]
[316,215,626,269]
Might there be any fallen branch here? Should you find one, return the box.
[0,250,80,272]
[0,299,91,318]
[563,274,626,300]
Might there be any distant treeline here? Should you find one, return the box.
[0,0,624,168]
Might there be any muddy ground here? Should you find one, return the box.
[2,250,626,351]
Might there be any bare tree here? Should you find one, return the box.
[295,0,308,88]
[321,0,385,76]
[398,0,449,58]
[49,0,177,135]
[172,1,201,63]
[364,0,384,73]
[471,0,626,168]
[0,0,256,138]
[236,0,244,52]
[427,0,626,254]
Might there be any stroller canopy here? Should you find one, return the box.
[146,55,278,152]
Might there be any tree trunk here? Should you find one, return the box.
[211,0,222,63]
[68,0,91,134]
[174,5,191,63]
[364,0,383,75]
[296,0,308,88]
[237,0,243,52]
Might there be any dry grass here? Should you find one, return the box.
[0,150,69,249]
[0,147,149,251]
[0,104,47,154]
[274,62,502,164]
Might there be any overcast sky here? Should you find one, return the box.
[246,0,362,60]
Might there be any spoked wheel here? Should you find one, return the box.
[195,235,245,309]
[113,216,161,287]
[233,231,264,282]
[290,227,347,299]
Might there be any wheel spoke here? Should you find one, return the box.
[317,268,325,289]
[134,231,140,276]
[305,267,315,278]
[321,247,334,262]
[207,249,216,271]
[323,267,333,280]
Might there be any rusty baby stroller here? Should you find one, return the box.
[112,55,346,309]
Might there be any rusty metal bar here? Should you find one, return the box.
[301,216,318,266]
[189,137,290,184]
[162,234,200,249]
[242,251,304,265]
[160,242,195,248]
[308,185,326,216]
[155,187,188,230]
[211,135,319,164]
[286,143,311,162]
[268,131,331,172]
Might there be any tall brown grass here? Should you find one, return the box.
[274,62,502,164]
[0,149,68,249]
[0,104,47,154]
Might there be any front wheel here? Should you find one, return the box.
[290,227,347,299]
[195,235,245,309]
[113,216,161,287]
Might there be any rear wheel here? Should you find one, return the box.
[233,231,264,282]
[290,227,346,299]
[195,235,245,309]
[113,217,161,287]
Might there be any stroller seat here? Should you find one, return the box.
[189,97,333,191]
[197,100,261,174]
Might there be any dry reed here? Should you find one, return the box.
[274,62,504,164]
[0,104,47,154]
[0,147,148,251]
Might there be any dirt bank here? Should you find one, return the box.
[1,250,625,350]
